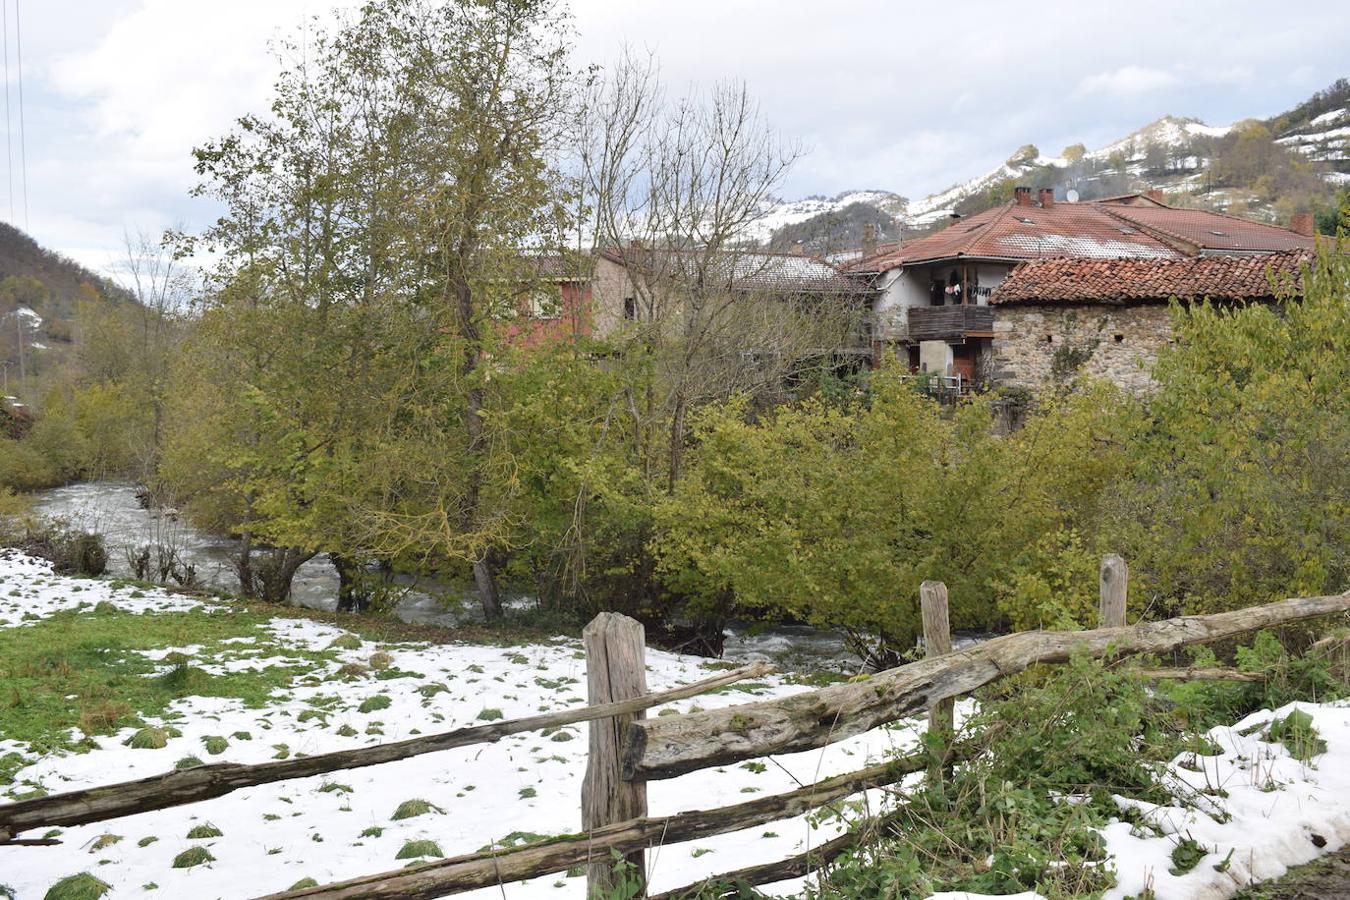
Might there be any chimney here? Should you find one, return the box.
[1145,189,1165,204]
[1038,188,1054,209]
[1290,212,1314,237]
[1014,186,1033,207]
[861,222,878,258]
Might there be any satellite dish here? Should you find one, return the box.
[1065,189,1081,203]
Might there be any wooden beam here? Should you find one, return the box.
[582,613,649,896]
[0,661,773,842]
[255,753,931,900]
[1138,667,1264,682]
[920,581,954,760]
[621,590,1350,781]
[1099,555,1128,628]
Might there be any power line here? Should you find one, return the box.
[1,0,11,224]
[14,0,25,231]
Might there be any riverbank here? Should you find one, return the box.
[3,552,1350,900]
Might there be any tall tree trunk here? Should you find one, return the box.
[472,553,502,620]
[332,553,370,613]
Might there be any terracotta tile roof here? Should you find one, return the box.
[843,200,1315,273]
[598,247,870,295]
[988,251,1313,305]
[1100,205,1317,253]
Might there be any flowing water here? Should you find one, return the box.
[30,481,863,670]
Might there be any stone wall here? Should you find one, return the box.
[989,303,1175,395]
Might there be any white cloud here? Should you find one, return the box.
[1077,66,1179,97]
[15,0,1350,266]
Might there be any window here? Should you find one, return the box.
[622,297,636,320]
[528,288,562,320]
[1113,333,1125,343]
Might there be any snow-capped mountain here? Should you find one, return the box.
[754,79,1349,251]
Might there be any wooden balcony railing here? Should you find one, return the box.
[907,305,994,342]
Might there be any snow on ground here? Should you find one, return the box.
[3,551,1348,900]
[0,552,930,899]
[1102,702,1350,900]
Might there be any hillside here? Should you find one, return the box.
[0,222,130,390]
[761,79,1349,251]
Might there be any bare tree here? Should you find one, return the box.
[579,56,866,489]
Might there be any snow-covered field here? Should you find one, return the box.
[0,552,921,899]
[1,550,1347,900]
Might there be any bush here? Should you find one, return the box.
[11,520,108,575]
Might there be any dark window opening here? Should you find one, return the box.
[1044,334,1054,344]
[1113,333,1125,343]
[623,297,636,320]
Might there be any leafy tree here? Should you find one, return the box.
[1109,249,1350,615]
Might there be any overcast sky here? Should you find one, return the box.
[9,0,1350,272]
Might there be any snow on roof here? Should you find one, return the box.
[844,199,1315,273]
[599,247,871,295]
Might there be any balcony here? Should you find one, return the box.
[906,305,994,342]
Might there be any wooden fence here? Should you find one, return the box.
[2,557,1347,900]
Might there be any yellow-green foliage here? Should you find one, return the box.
[1112,248,1350,617]
[655,369,1137,651]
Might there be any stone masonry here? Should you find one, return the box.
[990,303,1175,395]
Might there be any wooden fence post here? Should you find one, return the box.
[920,581,954,779]
[582,613,649,898]
[1099,555,1128,629]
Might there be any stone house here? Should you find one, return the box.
[842,189,1317,389]
[986,251,1312,394]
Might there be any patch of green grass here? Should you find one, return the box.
[358,695,391,713]
[335,724,358,737]
[185,824,223,839]
[391,798,444,820]
[41,872,111,900]
[319,782,353,795]
[518,787,537,799]
[137,836,158,848]
[88,834,120,852]
[0,607,338,780]
[477,708,504,721]
[396,839,444,859]
[202,735,228,755]
[360,826,384,838]
[288,878,319,890]
[174,756,204,770]
[1266,710,1327,761]
[171,846,215,868]
[327,634,362,650]
[124,727,172,750]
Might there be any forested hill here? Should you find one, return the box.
[0,221,130,361]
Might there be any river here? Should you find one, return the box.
[31,481,861,671]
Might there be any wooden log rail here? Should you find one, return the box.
[0,661,773,842]
[621,590,1350,780]
[258,749,933,900]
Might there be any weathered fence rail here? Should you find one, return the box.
[0,660,773,840]
[3,557,1346,900]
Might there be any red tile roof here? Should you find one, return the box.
[988,251,1312,305]
[843,200,1316,273]
[1100,205,1317,253]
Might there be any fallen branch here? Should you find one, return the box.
[1139,667,1264,682]
[624,591,1350,780]
[0,661,773,842]
[257,752,931,900]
